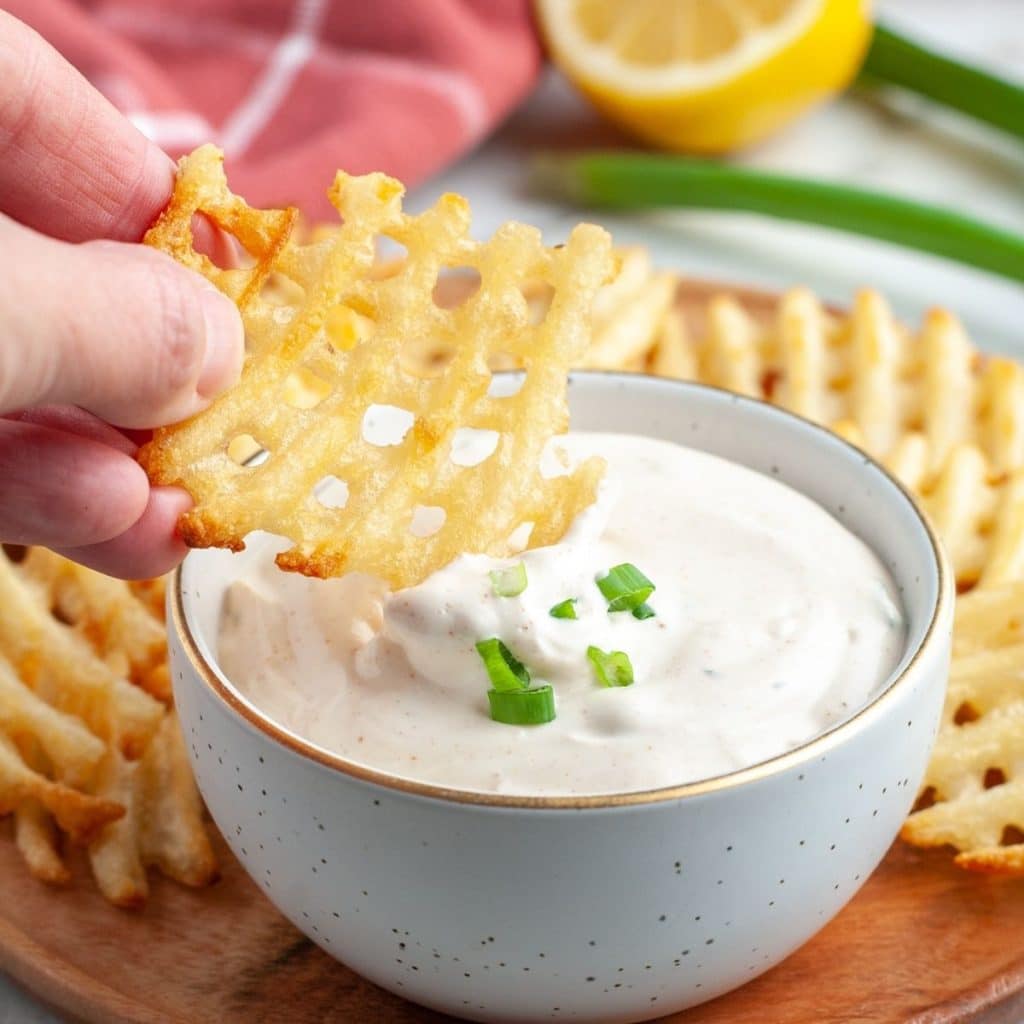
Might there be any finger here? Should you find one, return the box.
[7,405,137,455]
[0,418,149,548]
[0,11,174,243]
[0,13,237,261]
[0,216,243,427]
[54,487,191,580]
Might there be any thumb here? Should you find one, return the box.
[0,214,243,428]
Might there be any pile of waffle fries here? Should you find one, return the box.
[0,547,216,906]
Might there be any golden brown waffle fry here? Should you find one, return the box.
[15,800,70,886]
[89,714,217,908]
[0,732,122,843]
[0,549,217,904]
[901,581,1024,871]
[0,555,162,757]
[0,653,105,788]
[139,145,614,588]
[20,548,170,701]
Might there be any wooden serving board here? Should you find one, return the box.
[4,278,1024,1023]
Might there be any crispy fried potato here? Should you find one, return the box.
[900,581,1024,872]
[0,654,105,788]
[20,548,169,701]
[0,554,162,757]
[138,145,614,588]
[0,733,122,843]
[89,714,218,907]
[15,800,71,886]
[0,548,217,903]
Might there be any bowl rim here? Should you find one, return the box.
[170,372,954,810]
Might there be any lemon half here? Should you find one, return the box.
[535,0,873,153]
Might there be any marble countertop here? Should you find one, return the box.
[3,1,1022,1020]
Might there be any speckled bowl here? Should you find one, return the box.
[169,374,953,1024]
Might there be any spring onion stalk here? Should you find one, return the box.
[487,685,556,725]
[631,602,656,621]
[587,646,635,688]
[596,563,656,613]
[490,562,528,597]
[530,153,1024,285]
[549,598,578,620]
[475,638,530,692]
[861,23,1024,144]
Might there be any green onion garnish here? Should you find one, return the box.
[587,646,634,688]
[596,563,655,613]
[631,602,656,621]
[475,638,530,692]
[487,685,556,725]
[489,562,527,597]
[549,598,578,620]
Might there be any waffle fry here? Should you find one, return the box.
[0,549,216,904]
[20,547,170,700]
[901,581,1024,871]
[0,555,162,757]
[89,714,218,908]
[139,146,614,588]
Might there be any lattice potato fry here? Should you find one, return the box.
[144,144,296,309]
[14,800,71,886]
[579,270,676,370]
[20,548,170,701]
[0,732,122,843]
[139,147,614,588]
[88,714,218,907]
[0,548,218,903]
[0,554,162,757]
[0,654,105,789]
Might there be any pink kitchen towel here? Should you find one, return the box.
[9,0,542,218]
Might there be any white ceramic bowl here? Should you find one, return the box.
[169,374,953,1024]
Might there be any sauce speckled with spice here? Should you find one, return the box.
[217,433,905,796]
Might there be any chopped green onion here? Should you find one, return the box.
[489,562,527,597]
[475,638,530,692]
[631,602,656,621]
[596,563,655,613]
[488,685,556,725]
[587,646,635,688]
[549,598,578,620]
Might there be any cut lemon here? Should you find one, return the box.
[535,0,873,153]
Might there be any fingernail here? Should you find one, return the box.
[196,286,244,398]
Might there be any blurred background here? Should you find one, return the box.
[426,0,1023,353]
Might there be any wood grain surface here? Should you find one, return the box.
[3,279,1024,1023]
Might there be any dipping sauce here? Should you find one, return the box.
[218,433,905,796]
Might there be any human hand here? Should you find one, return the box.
[0,12,243,579]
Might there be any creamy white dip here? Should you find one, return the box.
[217,433,904,796]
